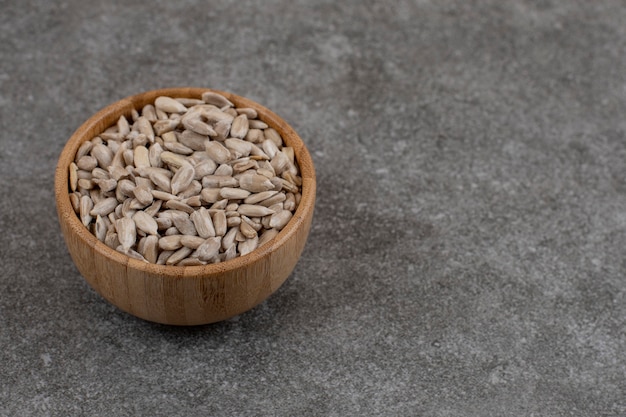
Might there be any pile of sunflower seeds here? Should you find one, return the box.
[68,91,302,266]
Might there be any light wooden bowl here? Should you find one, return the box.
[55,88,315,325]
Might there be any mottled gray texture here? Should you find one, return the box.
[1,1,625,416]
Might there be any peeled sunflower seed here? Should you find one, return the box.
[238,174,275,193]
[153,119,180,136]
[248,120,268,129]
[183,116,216,136]
[164,141,194,156]
[80,195,94,227]
[90,197,118,217]
[116,217,136,252]
[246,129,265,144]
[108,165,130,181]
[193,159,217,179]
[91,144,114,168]
[155,96,187,113]
[269,210,293,230]
[270,151,291,175]
[262,139,279,159]
[257,192,287,208]
[195,237,221,261]
[156,250,174,265]
[144,199,162,217]
[205,141,232,164]
[183,195,202,207]
[77,178,94,190]
[178,257,207,266]
[136,117,155,143]
[236,107,257,119]
[133,146,150,169]
[151,190,178,202]
[176,98,204,107]
[77,155,98,171]
[238,236,258,256]
[239,216,257,239]
[93,178,117,193]
[69,162,78,191]
[155,216,172,230]
[148,143,164,168]
[243,190,278,205]
[230,114,249,139]
[200,188,221,203]
[69,192,80,213]
[172,213,197,235]
[120,247,147,262]
[117,115,131,136]
[264,128,283,147]
[212,210,227,236]
[141,235,159,264]
[159,234,183,251]
[166,246,193,265]
[202,91,234,108]
[164,226,180,236]
[180,235,206,249]
[225,138,252,157]
[258,228,280,247]
[132,211,159,236]
[214,164,233,177]
[180,130,209,151]
[202,175,238,188]
[165,199,195,214]
[190,208,216,238]
[149,171,172,193]
[220,187,251,200]
[95,215,108,242]
[237,204,275,217]
[134,186,154,206]
[223,243,237,261]
[160,151,186,168]
[91,167,109,180]
[76,141,93,160]
[170,161,195,195]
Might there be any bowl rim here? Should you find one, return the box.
[55,87,316,278]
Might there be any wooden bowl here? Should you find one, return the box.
[54,88,316,325]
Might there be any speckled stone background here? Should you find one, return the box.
[1,1,625,416]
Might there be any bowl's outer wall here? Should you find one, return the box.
[55,88,316,325]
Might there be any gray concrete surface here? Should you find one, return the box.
[1,1,625,416]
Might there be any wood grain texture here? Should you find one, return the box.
[55,88,316,325]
